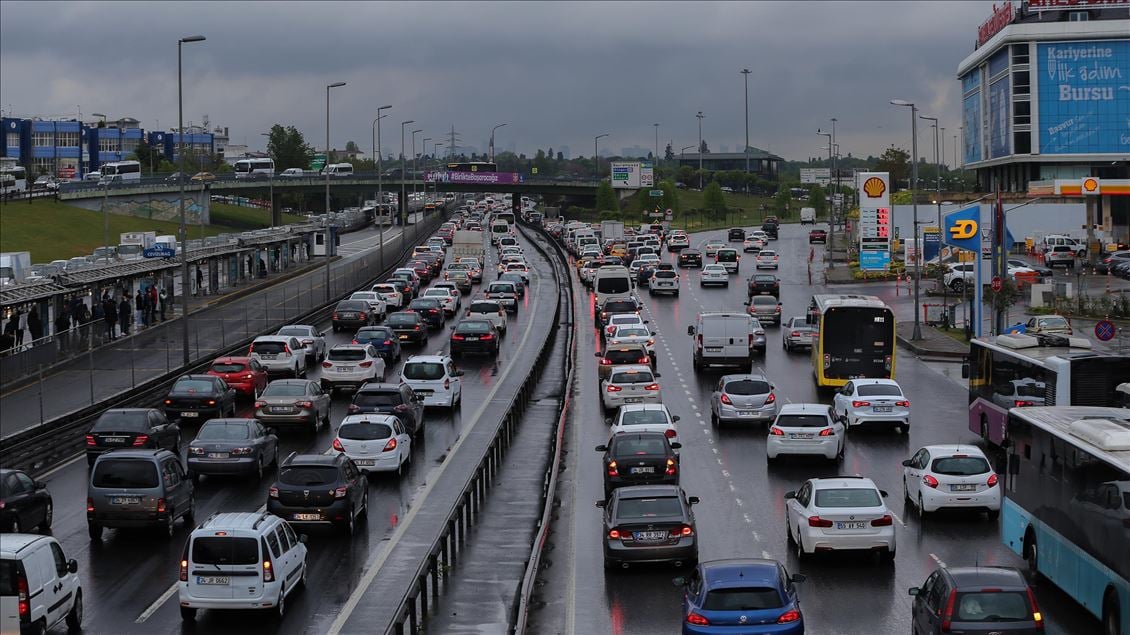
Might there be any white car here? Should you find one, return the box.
[703,239,726,256]
[603,313,648,340]
[754,250,779,269]
[832,378,910,433]
[400,355,464,408]
[421,287,459,317]
[504,261,530,282]
[332,414,412,475]
[785,476,896,562]
[667,233,690,251]
[628,254,660,277]
[349,292,388,321]
[320,344,387,393]
[901,445,1000,519]
[608,403,680,448]
[370,283,405,309]
[742,236,766,253]
[767,403,845,462]
[608,324,655,355]
[748,230,769,242]
[600,364,662,413]
[648,268,680,296]
[465,298,507,334]
[249,336,308,377]
[0,535,83,633]
[699,264,729,287]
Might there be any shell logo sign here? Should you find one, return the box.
[1082,178,1100,195]
[862,177,886,198]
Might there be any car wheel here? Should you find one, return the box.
[917,496,928,520]
[794,526,808,561]
[710,411,719,427]
[163,510,176,537]
[785,517,796,546]
[256,456,265,481]
[342,507,356,536]
[189,470,200,484]
[275,584,286,619]
[903,479,911,503]
[950,279,965,293]
[65,589,83,630]
[87,523,102,541]
[39,501,53,532]
[987,509,1000,521]
[180,606,197,622]
[881,547,896,563]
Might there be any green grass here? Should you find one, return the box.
[209,202,306,230]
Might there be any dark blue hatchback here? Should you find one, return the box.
[353,326,402,361]
[676,558,805,634]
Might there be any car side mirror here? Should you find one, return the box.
[604,417,613,425]
[672,576,687,587]
[784,491,796,500]
[908,587,920,596]
[686,325,694,336]
[901,459,912,467]
[672,415,680,422]
[594,352,603,358]
[670,442,682,449]
[879,490,889,498]
[595,444,608,452]
[67,559,79,574]
[688,496,700,505]
[299,534,309,544]
[643,320,649,324]
[595,500,606,508]
[791,573,806,583]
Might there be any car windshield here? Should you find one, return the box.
[92,411,150,432]
[403,362,446,380]
[277,327,311,337]
[92,460,159,488]
[191,537,259,566]
[328,348,368,361]
[725,379,770,395]
[210,362,246,373]
[616,496,682,519]
[857,384,903,397]
[613,437,668,455]
[954,592,1030,622]
[619,409,669,426]
[196,423,250,441]
[814,488,882,508]
[931,456,991,476]
[610,370,654,384]
[279,465,338,486]
[703,588,784,611]
[387,313,418,325]
[338,422,394,440]
[171,378,214,393]
[776,414,829,428]
[262,383,307,397]
[457,321,492,334]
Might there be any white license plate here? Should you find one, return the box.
[623,397,643,404]
[260,354,277,359]
[630,466,654,474]
[354,459,376,466]
[874,406,893,412]
[181,411,199,418]
[337,366,353,372]
[465,336,479,341]
[102,437,127,444]
[196,576,229,585]
[207,452,228,459]
[789,433,814,439]
[738,411,756,416]
[399,335,410,340]
[705,347,723,352]
[293,513,321,521]
[271,406,291,413]
[110,496,140,505]
[835,521,866,530]
[951,484,977,492]
[634,531,667,541]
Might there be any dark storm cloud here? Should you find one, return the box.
[0,1,994,162]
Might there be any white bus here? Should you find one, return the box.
[0,165,27,196]
[99,160,142,182]
[234,157,275,179]
[324,163,354,177]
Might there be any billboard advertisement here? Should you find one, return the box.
[963,92,983,164]
[425,171,524,184]
[1037,39,1130,155]
[610,162,654,189]
[988,77,1010,159]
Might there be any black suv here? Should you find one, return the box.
[348,382,424,436]
[595,432,681,498]
[909,566,1043,634]
[678,248,702,268]
[267,453,369,536]
[761,221,779,240]
[163,374,238,422]
[727,227,746,242]
[86,408,181,466]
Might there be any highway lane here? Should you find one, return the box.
[32,219,559,633]
[539,223,1098,635]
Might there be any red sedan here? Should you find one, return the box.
[206,356,268,398]
[808,229,828,244]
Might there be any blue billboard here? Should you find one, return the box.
[1037,39,1130,155]
[988,77,1010,159]
[963,92,982,163]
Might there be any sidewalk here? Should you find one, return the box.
[895,321,967,359]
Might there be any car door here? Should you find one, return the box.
[149,411,172,450]
[787,481,810,534]
[163,459,189,517]
[217,378,236,413]
[346,462,365,510]
[46,541,75,627]
[403,386,423,433]
[904,448,929,501]
[4,472,37,530]
[828,407,845,449]
[911,571,939,632]
[271,525,294,589]
[308,383,328,419]
[446,359,462,397]
[833,382,853,417]
[394,420,411,458]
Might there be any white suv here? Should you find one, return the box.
[400,355,464,408]
[943,263,976,292]
[178,511,308,621]
[784,476,895,562]
[249,336,308,378]
[0,534,83,634]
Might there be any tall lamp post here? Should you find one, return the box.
[177,34,205,366]
[594,134,609,181]
[421,137,431,199]
[400,120,413,227]
[891,98,922,341]
[324,81,346,301]
[696,111,704,190]
[432,142,443,198]
[259,132,275,225]
[919,115,942,240]
[411,129,422,241]
[91,112,109,252]
[653,123,660,168]
[489,123,507,163]
[372,104,391,268]
[741,69,751,189]
[817,129,835,266]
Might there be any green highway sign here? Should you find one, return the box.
[649,189,663,197]
[310,153,326,170]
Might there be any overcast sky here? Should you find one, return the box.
[0,1,995,164]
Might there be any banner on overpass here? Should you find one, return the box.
[425,171,524,184]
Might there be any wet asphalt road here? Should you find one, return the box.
[531,222,1098,635]
[32,222,559,634]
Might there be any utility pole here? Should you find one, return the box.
[177,34,205,366]
[891,99,922,341]
[696,111,704,190]
[653,123,659,168]
[324,81,346,300]
[741,69,751,191]
[373,104,391,268]
[594,133,609,181]
[400,120,414,227]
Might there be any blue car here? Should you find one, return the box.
[676,558,805,634]
[353,326,402,361]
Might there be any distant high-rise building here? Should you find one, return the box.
[558,145,570,159]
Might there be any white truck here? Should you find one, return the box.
[118,231,157,261]
[452,230,485,265]
[0,251,31,286]
[600,220,625,245]
[800,207,816,224]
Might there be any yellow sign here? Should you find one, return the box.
[1082,177,1100,195]
[862,177,886,198]
[949,219,978,240]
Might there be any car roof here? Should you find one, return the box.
[920,444,985,457]
[0,533,53,556]
[269,378,314,386]
[721,373,769,383]
[200,418,252,426]
[199,511,280,531]
[851,378,900,386]
[609,364,653,375]
[405,354,449,363]
[94,448,171,460]
[282,453,340,466]
[356,382,404,393]
[278,324,315,331]
[778,403,829,415]
[339,414,400,426]
[614,484,682,499]
[700,559,782,587]
[945,566,1028,589]
[253,335,293,343]
[329,344,371,351]
[618,403,670,413]
[810,476,878,489]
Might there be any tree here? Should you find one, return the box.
[345,140,359,153]
[809,183,827,219]
[129,138,161,175]
[595,181,619,212]
[875,146,910,191]
[556,151,564,161]
[266,124,315,171]
[664,143,674,161]
[774,186,792,217]
[658,179,680,213]
[703,182,726,214]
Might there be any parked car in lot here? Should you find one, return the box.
[248,336,308,378]
[87,449,194,540]
[332,415,412,476]
[186,418,279,482]
[746,295,782,326]
[901,444,1000,519]
[347,383,424,436]
[596,431,681,498]
[275,324,326,362]
[1094,250,1130,275]
[253,379,331,431]
[320,344,387,393]
[1007,258,1054,279]
[908,566,1042,635]
[831,378,910,433]
[207,356,268,398]
[163,374,238,422]
[85,408,181,466]
[676,559,806,635]
[709,373,777,426]
[784,476,895,562]
[782,316,816,351]
[267,453,368,536]
[598,485,699,570]
[767,403,844,463]
[0,468,53,533]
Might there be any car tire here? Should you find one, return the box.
[88,523,102,541]
[180,606,197,622]
[8,516,20,533]
[275,584,286,620]
[38,501,53,533]
[256,456,265,481]
[66,589,83,630]
[794,527,808,561]
[881,547,896,563]
[917,496,928,520]
[710,411,719,427]
[342,507,356,537]
[163,510,176,538]
[786,518,796,546]
[987,509,1000,521]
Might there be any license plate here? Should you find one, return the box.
[789,433,814,439]
[874,406,893,413]
[110,496,140,505]
[465,336,479,341]
[260,354,277,359]
[951,484,977,492]
[271,406,291,413]
[630,466,654,474]
[835,521,866,530]
[705,346,723,352]
[738,411,756,416]
[103,437,126,444]
[400,335,410,340]
[354,459,376,466]
[181,411,199,418]
[634,531,667,541]
[623,397,643,404]
[293,513,321,521]
[337,366,353,372]
[196,576,230,585]
[342,313,356,319]
[207,452,228,459]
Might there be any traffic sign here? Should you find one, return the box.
[649,189,663,197]
[991,276,1002,292]
[1095,319,1116,342]
[143,246,176,259]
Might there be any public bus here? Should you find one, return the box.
[447,161,497,173]
[99,160,141,182]
[806,294,895,388]
[233,157,275,179]
[1000,406,1129,635]
[493,211,516,226]
[0,165,27,196]
[965,334,1130,446]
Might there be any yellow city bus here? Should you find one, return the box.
[807,294,896,388]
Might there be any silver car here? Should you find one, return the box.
[709,373,778,426]
[253,379,331,430]
[600,365,662,413]
[746,295,781,326]
[276,325,326,362]
[782,316,816,351]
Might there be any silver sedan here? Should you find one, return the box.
[253,379,332,431]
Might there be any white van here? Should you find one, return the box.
[1,534,82,633]
[687,312,758,371]
[593,265,634,307]
[1041,234,1086,258]
[800,207,816,224]
[178,511,307,621]
[400,355,464,408]
[490,220,511,245]
[324,163,354,178]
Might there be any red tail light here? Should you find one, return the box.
[777,609,801,624]
[179,559,188,582]
[164,399,172,405]
[295,400,314,408]
[334,486,348,499]
[765,392,776,404]
[156,498,167,513]
[444,378,451,390]
[383,438,398,452]
[1014,400,1035,407]
[231,447,253,456]
[769,426,785,436]
[643,383,660,391]
[283,345,292,355]
[665,458,677,476]
[791,331,801,337]
[940,589,957,631]
[923,474,940,488]
[685,612,710,626]
[895,400,910,407]
[1026,586,1044,630]
[383,339,392,345]
[664,429,677,439]
[414,325,422,330]
[206,400,216,406]
[351,339,359,344]
[348,404,361,414]
[132,434,150,447]
[987,473,998,487]
[669,524,694,537]
[359,361,373,368]
[86,434,95,446]
[607,460,619,476]
[807,516,833,527]
[871,515,893,527]
[452,334,466,341]
[775,306,781,313]
[608,528,622,539]
[333,313,340,320]
[269,486,279,498]
[17,573,29,618]
[481,333,495,341]
[720,393,732,405]
[254,400,266,409]
[818,428,835,436]
[332,438,344,452]
[322,361,333,368]
[697,334,703,348]
[606,385,622,392]
[86,497,94,513]
[851,400,871,408]
[262,553,275,582]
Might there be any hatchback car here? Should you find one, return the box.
[348,292,389,321]
[88,449,195,540]
[596,344,655,383]
[450,319,500,357]
[267,453,368,536]
[351,326,402,361]
[186,418,279,482]
[832,378,911,433]
[320,344,387,393]
[332,299,377,332]
[248,336,308,378]
[332,415,412,476]
[754,250,779,269]
[677,558,805,634]
[597,297,642,328]
[348,383,424,436]
[782,317,816,352]
[253,379,331,430]
[902,445,1000,519]
[602,312,648,340]
[715,248,740,274]
[908,566,1044,635]
[699,264,729,287]
[275,324,326,362]
[371,283,406,309]
[747,274,780,298]
[746,296,781,326]
[0,468,53,533]
[608,325,655,356]
[498,272,527,298]
[743,235,766,253]
[207,356,268,398]
[401,355,464,408]
[386,311,428,345]
[601,365,662,413]
[486,281,519,312]
[599,485,699,570]
[784,476,895,562]
[162,374,238,422]
[709,374,777,426]
[667,233,690,251]
[465,298,507,334]
[422,287,459,317]
[649,269,680,297]
[609,404,680,447]
[596,432,681,498]
[767,404,845,462]
[703,239,726,256]
[85,408,181,466]
[678,249,703,267]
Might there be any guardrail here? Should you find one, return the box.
[0,214,448,476]
[380,219,574,635]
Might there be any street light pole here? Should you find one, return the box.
[653,123,659,168]
[177,35,205,366]
[489,123,507,163]
[741,69,751,189]
[696,111,704,190]
[324,81,346,301]
[373,105,391,269]
[594,133,609,181]
[421,137,431,199]
[920,116,942,238]
[400,120,413,227]
[259,132,275,225]
[411,128,422,242]
[891,98,922,340]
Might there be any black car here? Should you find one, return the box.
[761,221,779,239]
[348,382,425,436]
[498,272,527,298]
[678,249,703,268]
[186,418,279,481]
[267,453,368,535]
[909,566,1044,635]
[163,374,238,422]
[0,469,52,533]
[596,432,681,498]
[748,273,781,298]
[597,485,699,570]
[386,311,428,344]
[332,299,376,332]
[386,278,415,302]
[450,319,500,357]
[86,408,181,466]
[598,297,642,328]
[408,298,445,329]
[728,227,746,242]
[353,325,402,361]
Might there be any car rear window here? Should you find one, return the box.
[931,456,991,476]
[403,362,446,380]
[814,488,882,508]
[615,328,649,338]
[752,297,777,306]
[92,460,159,488]
[328,348,367,362]
[276,327,310,337]
[725,380,770,395]
[614,437,668,455]
[1040,317,1068,328]
[338,422,394,440]
[171,378,214,393]
[457,321,492,334]
[619,409,669,426]
[470,302,500,313]
[353,391,401,407]
[603,301,637,313]
[954,592,1030,622]
[717,250,737,261]
[856,384,903,397]
[488,284,515,294]
[616,496,682,519]
[776,414,830,428]
[387,313,418,325]
[606,349,646,364]
[91,411,150,432]
[611,370,655,384]
[262,383,307,397]
[596,277,631,294]
[191,537,259,566]
[0,560,15,595]
[654,271,676,279]
[252,341,286,355]
[210,362,246,374]
[279,466,338,486]
[336,301,367,311]
[703,587,784,611]
[196,423,250,441]
[410,300,440,310]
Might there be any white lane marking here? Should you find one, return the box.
[762,550,773,560]
[889,509,907,528]
[930,553,947,568]
[743,513,752,524]
[37,453,84,479]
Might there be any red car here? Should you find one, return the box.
[406,259,432,281]
[808,229,828,244]
[206,356,268,398]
